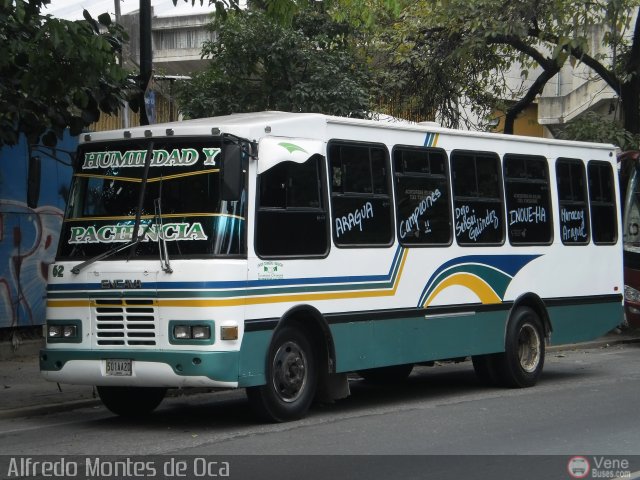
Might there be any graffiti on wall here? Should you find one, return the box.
[0,202,64,327]
[0,134,76,328]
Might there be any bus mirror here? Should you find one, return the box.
[221,143,243,201]
[27,155,42,208]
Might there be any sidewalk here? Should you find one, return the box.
[1,328,640,419]
[0,339,98,418]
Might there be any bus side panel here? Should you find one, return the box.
[548,301,623,345]
[330,310,508,373]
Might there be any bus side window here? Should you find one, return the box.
[588,161,618,245]
[503,154,553,245]
[255,155,329,257]
[451,150,505,245]
[392,146,452,246]
[328,141,394,247]
[556,158,590,245]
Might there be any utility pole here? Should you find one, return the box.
[113,0,129,128]
[139,0,152,126]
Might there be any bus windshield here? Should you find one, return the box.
[58,138,246,260]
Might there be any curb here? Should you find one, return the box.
[547,335,640,352]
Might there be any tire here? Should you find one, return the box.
[494,306,546,388]
[96,386,167,417]
[246,326,318,422]
[358,364,414,383]
[471,354,500,386]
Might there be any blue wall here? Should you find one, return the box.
[0,133,77,328]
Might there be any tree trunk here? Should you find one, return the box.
[503,65,560,135]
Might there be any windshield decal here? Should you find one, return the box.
[68,222,208,244]
[82,148,221,170]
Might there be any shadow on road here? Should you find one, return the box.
[88,358,591,431]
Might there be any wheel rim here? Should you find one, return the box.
[517,322,541,373]
[271,340,308,403]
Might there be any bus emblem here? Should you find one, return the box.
[101,279,142,289]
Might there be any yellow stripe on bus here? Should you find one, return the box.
[47,250,409,309]
[423,272,501,307]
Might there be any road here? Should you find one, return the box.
[1,343,640,479]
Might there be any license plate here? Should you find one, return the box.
[105,359,132,376]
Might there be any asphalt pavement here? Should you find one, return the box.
[1,328,639,420]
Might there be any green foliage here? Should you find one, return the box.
[0,0,134,147]
[557,111,640,149]
[371,0,640,131]
[176,8,371,118]
[171,0,240,19]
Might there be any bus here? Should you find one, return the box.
[41,111,623,422]
[619,150,640,327]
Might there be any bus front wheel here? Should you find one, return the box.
[247,326,318,422]
[96,386,167,417]
[496,306,546,388]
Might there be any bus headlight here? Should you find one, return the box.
[63,325,77,338]
[170,322,214,343]
[191,325,211,340]
[47,321,81,342]
[173,325,192,339]
[48,325,63,338]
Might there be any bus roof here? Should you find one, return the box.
[81,111,616,151]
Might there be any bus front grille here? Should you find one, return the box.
[93,299,157,346]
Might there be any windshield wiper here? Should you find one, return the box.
[71,141,154,275]
[155,176,172,273]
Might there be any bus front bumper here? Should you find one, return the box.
[39,349,240,388]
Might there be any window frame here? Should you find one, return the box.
[555,157,591,246]
[392,145,453,247]
[328,139,395,248]
[587,159,618,245]
[503,153,554,246]
[254,154,331,259]
[450,149,506,247]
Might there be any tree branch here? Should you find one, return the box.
[503,64,561,134]
[487,34,553,69]
[530,30,621,95]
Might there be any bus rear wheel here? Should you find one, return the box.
[246,326,318,422]
[495,306,545,388]
[96,386,167,417]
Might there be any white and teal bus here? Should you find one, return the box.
[41,111,623,422]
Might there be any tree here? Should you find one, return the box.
[176,7,371,118]
[375,0,640,135]
[0,0,134,147]
[557,111,640,149]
